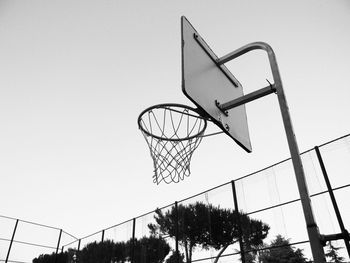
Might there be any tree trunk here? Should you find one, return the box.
[189,244,192,263]
[184,240,189,263]
[213,244,230,263]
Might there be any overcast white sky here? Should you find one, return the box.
[1,0,350,247]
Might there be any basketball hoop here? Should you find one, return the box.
[138,103,207,184]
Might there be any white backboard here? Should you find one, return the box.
[181,16,252,152]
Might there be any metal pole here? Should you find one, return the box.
[55,229,63,263]
[101,229,105,242]
[77,239,81,251]
[5,219,18,263]
[315,146,350,258]
[231,181,246,263]
[276,77,326,263]
[131,218,136,263]
[272,58,325,263]
[217,42,326,262]
[175,201,179,263]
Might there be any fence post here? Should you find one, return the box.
[5,219,18,263]
[55,229,62,263]
[101,229,105,242]
[131,218,136,263]
[175,201,179,263]
[315,146,350,258]
[231,180,246,263]
[76,239,81,262]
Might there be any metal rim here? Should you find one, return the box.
[137,103,207,142]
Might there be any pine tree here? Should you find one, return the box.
[148,201,269,263]
[325,241,345,263]
[258,235,308,263]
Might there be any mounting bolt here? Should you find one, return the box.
[225,124,230,131]
[215,100,229,117]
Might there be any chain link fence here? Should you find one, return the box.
[1,133,350,262]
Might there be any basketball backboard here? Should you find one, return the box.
[181,16,252,152]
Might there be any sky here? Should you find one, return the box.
[1,0,350,256]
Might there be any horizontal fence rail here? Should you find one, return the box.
[0,216,78,263]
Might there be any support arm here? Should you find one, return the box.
[217,42,326,263]
[217,42,282,92]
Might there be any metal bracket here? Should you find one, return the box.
[216,85,276,113]
[215,100,229,116]
[266,79,276,93]
[320,231,350,246]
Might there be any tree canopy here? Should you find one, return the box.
[258,235,308,263]
[32,236,170,263]
[148,201,269,263]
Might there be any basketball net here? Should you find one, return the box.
[138,104,207,184]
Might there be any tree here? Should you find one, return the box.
[132,236,171,263]
[325,241,345,263]
[165,251,185,263]
[33,236,170,263]
[148,201,269,263]
[78,237,170,263]
[33,250,69,263]
[258,235,308,263]
[79,240,121,263]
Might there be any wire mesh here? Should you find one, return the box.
[3,133,350,263]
